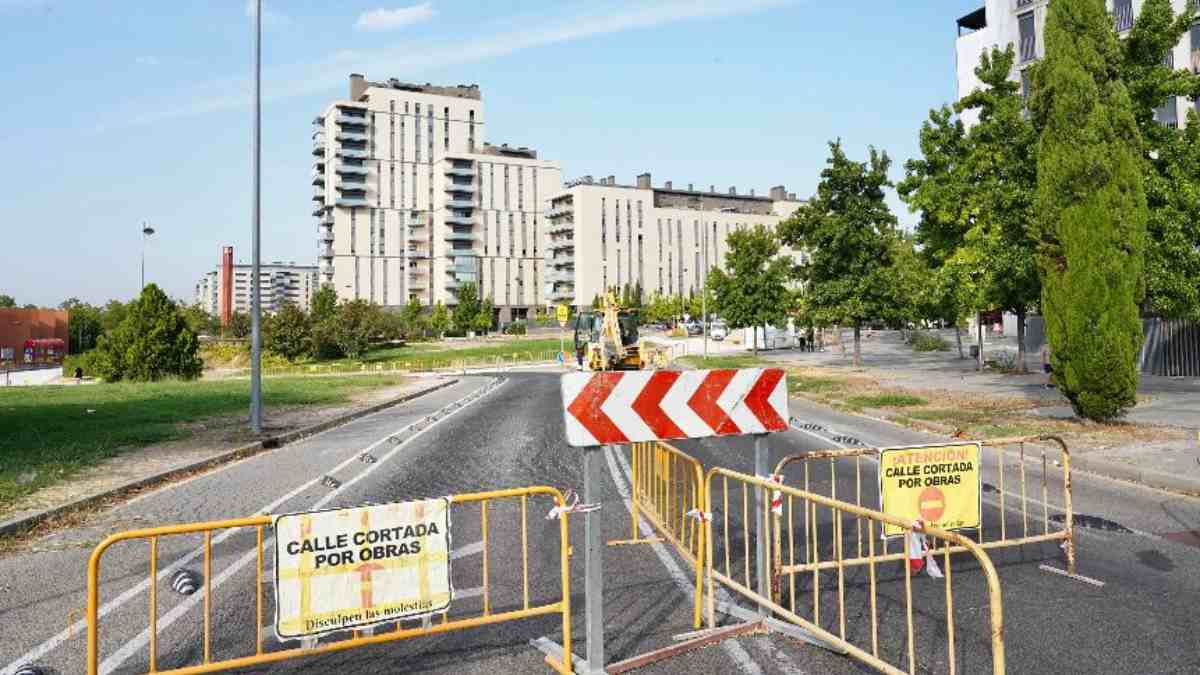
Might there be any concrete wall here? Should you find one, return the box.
[0,308,68,366]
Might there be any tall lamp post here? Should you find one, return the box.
[140,222,156,289]
[249,0,263,433]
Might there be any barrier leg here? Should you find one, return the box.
[583,445,606,674]
[754,434,770,617]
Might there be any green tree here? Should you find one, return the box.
[0,294,14,308]
[474,297,495,334]
[1119,0,1200,320]
[402,297,426,339]
[452,282,482,334]
[310,285,338,324]
[429,301,451,338]
[780,141,901,366]
[707,224,792,355]
[91,284,203,381]
[263,302,312,361]
[329,300,377,359]
[99,300,128,333]
[1032,0,1147,421]
[958,45,1042,371]
[180,303,218,337]
[227,311,251,339]
[63,301,104,354]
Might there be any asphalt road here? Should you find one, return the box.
[2,372,1199,674]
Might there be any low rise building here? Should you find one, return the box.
[195,259,318,316]
[544,174,805,307]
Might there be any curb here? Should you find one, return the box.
[0,378,460,539]
[788,394,1200,497]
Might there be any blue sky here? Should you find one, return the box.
[0,0,984,307]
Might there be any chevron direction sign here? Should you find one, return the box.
[561,368,789,447]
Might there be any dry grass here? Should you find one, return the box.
[784,365,1185,449]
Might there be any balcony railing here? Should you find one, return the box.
[339,176,368,189]
[445,198,475,209]
[445,183,476,193]
[336,112,368,126]
[445,231,476,241]
[338,148,368,160]
[548,238,575,250]
[1114,0,1134,32]
[319,212,334,225]
[547,205,574,218]
[406,249,430,258]
[311,170,325,185]
[444,214,474,226]
[547,221,573,234]
[336,196,369,207]
[444,165,475,177]
[318,232,333,244]
[312,187,325,200]
[336,163,368,175]
[335,130,368,142]
[320,245,333,258]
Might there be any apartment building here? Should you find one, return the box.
[312,74,560,319]
[195,261,318,316]
[545,174,805,308]
[955,0,1200,127]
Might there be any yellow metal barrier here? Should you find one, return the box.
[772,434,1076,582]
[620,441,705,629]
[705,467,1006,675]
[86,486,574,675]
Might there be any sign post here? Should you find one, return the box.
[556,304,569,369]
[560,368,789,671]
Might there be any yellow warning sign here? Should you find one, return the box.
[878,442,981,537]
[556,304,569,327]
[274,498,452,638]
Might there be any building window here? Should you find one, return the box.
[1154,96,1179,128]
[468,109,476,152]
[444,106,450,151]
[503,166,510,210]
[614,199,620,242]
[1191,21,1200,74]
[520,213,527,256]
[1114,0,1134,33]
[508,213,515,257]
[1018,12,1036,63]
[517,166,524,210]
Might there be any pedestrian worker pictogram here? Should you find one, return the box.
[878,442,981,536]
[274,498,453,638]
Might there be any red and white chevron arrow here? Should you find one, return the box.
[561,368,789,447]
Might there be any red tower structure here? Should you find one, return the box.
[220,246,234,327]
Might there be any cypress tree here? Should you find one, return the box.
[1032,0,1147,420]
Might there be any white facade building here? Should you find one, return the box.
[195,262,318,315]
[545,174,805,308]
[955,0,1200,128]
[313,75,560,320]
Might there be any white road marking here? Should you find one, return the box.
[0,378,501,675]
[602,447,766,675]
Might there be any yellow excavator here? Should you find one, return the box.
[573,293,671,371]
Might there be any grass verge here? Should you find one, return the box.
[676,354,767,369]
[0,375,406,515]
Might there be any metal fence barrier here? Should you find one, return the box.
[86,486,574,675]
[705,468,1006,675]
[618,441,705,629]
[772,434,1077,581]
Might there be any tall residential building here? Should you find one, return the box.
[955,0,1199,128]
[313,74,561,320]
[545,174,806,308]
[195,260,318,316]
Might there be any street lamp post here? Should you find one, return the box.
[140,222,156,289]
[702,222,708,359]
[249,0,263,433]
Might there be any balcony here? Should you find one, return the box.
[547,270,575,283]
[407,249,431,259]
[320,245,333,258]
[548,237,575,251]
[547,205,573,218]
[318,231,333,244]
[336,111,368,126]
[335,130,368,142]
[445,230,476,242]
[312,186,325,200]
[339,175,368,189]
[319,212,334,225]
[449,260,476,274]
[445,198,475,210]
[445,278,462,290]
[550,255,574,267]
[311,170,325,185]
[336,162,368,175]
[1113,0,1133,33]
[549,288,575,302]
[547,221,573,234]
[444,165,475,177]
[311,133,326,155]
[444,214,474,226]
[336,196,369,208]
[338,148,368,160]
[408,279,428,290]
[445,183,476,194]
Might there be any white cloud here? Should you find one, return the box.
[355,3,435,32]
[244,0,287,26]
[103,0,789,129]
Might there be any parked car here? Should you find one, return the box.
[710,322,728,341]
[685,321,703,336]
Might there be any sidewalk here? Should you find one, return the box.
[761,330,1200,495]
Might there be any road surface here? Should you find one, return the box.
[2,373,1198,674]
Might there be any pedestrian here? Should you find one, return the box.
[1041,343,1054,389]
[74,366,83,381]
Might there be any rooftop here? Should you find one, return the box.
[350,73,481,101]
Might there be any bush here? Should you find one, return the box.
[504,320,527,335]
[91,284,203,382]
[263,303,311,361]
[909,332,950,352]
